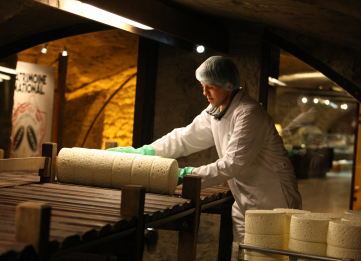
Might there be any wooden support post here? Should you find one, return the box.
[218,198,235,261]
[258,29,271,110]
[104,141,118,150]
[0,149,4,159]
[178,175,202,261]
[39,143,57,183]
[120,185,146,261]
[15,201,51,261]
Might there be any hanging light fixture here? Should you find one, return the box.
[62,46,68,57]
[196,45,205,53]
[41,44,48,54]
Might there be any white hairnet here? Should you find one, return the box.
[195,56,240,91]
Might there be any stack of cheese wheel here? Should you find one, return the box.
[326,220,361,261]
[289,213,342,260]
[244,210,287,261]
[57,148,179,194]
[273,209,310,250]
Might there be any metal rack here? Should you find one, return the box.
[0,142,235,261]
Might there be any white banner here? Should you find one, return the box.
[10,61,55,158]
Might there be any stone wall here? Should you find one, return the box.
[17,29,139,150]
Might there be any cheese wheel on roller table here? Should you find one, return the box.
[131,155,157,191]
[327,220,361,249]
[91,150,117,188]
[288,238,327,256]
[345,209,361,216]
[327,245,361,261]
[290,214,331,243]
[111,152,137,189]
[245,210,286,235]
[273,209,310,234]
[57,148,81,183]
[244,233,285,250]
[73,149,100,186]
[342,214,361,222]
[150,157,178,194]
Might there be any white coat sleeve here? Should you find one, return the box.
[192,104,270,188]
[151,109,215,159]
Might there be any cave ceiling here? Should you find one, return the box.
[0,0,360,97]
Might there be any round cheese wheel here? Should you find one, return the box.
[244,233,285,250]
[290,214,331,243]
[327,244,361,260]
[131,155,157,192]
[327,220,361,249]
[288,238,327,256]
[111,152,137,189]
[150,157,178,194]
[57,148,81,184]
[273,209,310,234]
[305,212,345,220]
[345,209,361,216]
[245,210,286,235]
[91,150,117,188]
[342,214,361,222]
[73,149,100,186]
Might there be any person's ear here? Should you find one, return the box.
[228,82,234,91]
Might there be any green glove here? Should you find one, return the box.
[178,167,195,185]
[106,145,155,156]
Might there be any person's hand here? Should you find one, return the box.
[178,167,195,185]
[106,145,155,156]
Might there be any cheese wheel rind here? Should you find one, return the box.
[131,155,157,192]
[345,209,361,216]
[327,220,361,249]
[74,149,99,186]
[342,215,361,222]
[327,244,361,260]
[92,150,117,188]
[245,210,286,235]
[288,238,327,256]
[290,214,330,243]
[244,233,285,250]
[111,152,137,189]
[150,158,178,194]
[273,208,310,234]
[57,148,79,184]
[305,212,345,220]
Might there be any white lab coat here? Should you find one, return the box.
[151,88,302,243]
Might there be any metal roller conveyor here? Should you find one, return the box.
[0,142,235,261]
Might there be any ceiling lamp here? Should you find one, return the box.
[313,98,319,104]
[301,97,307,103]
[62,46,68,56]
[268,77,286,86]
[62,1,153,30]
[41,44,48,54]
[325,100,330,105]
[341,104,348,110]
[196,45,205,53]
[0,66,16,75]
[0,73,11,81]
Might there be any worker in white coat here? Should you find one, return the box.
[108,56,302,243]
